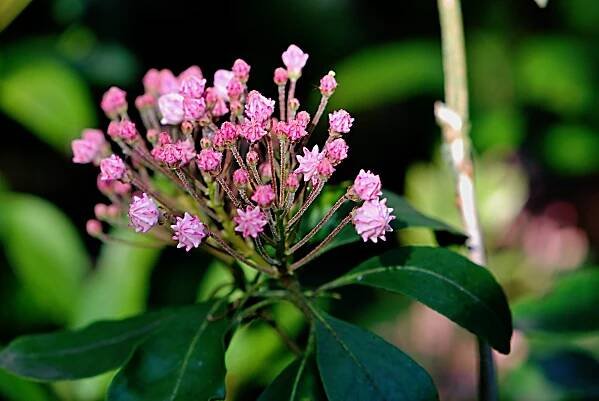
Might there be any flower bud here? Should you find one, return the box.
[86,219,103,237]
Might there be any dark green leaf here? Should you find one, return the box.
[514,269,599,334]
[107,302,229,401]
[0,369,53,401]
[313,311,438,401]
[320,247,512,353]
[534,349,599,397]
[0,311,171,381]
[258,356,326,401]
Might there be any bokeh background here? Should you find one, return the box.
[1,0,598,400]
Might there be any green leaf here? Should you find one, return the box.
[107,302,229,401]
[0,194,91,323]
[542,124,599,175]
[257,356,326,401]
[0,310,172,381]
[71,229,161,327]
[513,269,599,334]
[313,311,438,401]
[320,247,512,353]
[0,369,53,401]
[329,41,442,111]
[0,58,96,152]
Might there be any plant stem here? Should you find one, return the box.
[436,1,498,401]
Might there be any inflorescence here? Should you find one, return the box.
[73,44,395,276]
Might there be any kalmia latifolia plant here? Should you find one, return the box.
[0,45,513,401]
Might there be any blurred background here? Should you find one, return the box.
[1,0,598,400]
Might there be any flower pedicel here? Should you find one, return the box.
[72,44,395,276]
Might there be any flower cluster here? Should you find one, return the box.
[74,44,395,275]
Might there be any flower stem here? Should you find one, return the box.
[436,1,498,400]
[287,180,325,229]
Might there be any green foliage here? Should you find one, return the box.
[0,310,172,380]
[0,369,53,401]
[107,302,228,401]
[0,58,96,152]
[321,247,513,353]
[534,349,599,398]
[313,311,438,401]
[542,124,599,175]
[0,194,90,323]
[329,41,442,111]
[514,269,599,334]
[257,356,326,401]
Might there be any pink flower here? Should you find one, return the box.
[152,144,179,165]
[259,162,272,180]
[329,109,354,133]
[119,120,138,141]
[175,139,197,166]
[316,158,335,179]
[296,111,310,126]
[100,155,126,181]
[182,97,206,120]
[319,72,337,96]
[179,75,206,98]
[212,98,229,117]
[217,121,239,145]
[246,150,259,165]
[273,67,288,85]
[226,78,244,100]
[251,184,276,207]
[135,94,155,109]
[171,212,208,251]
[240,119,267,143]
[353,198,395,243]
[101,87,127,117]
[295,145,324,183]
[128,193,160,233]
[282,44,309,78]
[159,69,179,95]
[158,93,185,125]
[107,120,121,139]
[325,138,349,164]
[234,206,267,238]
[233,168,250,187]
[232,58,251,82]
[86,219,103,237]
[353,169,382,201]
[214,69,234,99]
[245,90,275,122]
[72,129,106,164]
[196,149,222,172]
[143,69,161,94]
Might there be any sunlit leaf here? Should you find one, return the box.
[0,369,52,401]
[313,311,438,401]
[320,247,513,353]
[0,194,91,323]
[0,59,96,152]
[514,269,599,334]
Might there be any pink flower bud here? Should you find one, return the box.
[135,94,155,109]
[178,65,203,81]
[317,158,335,179]
[212,98,229,117]
[113,181,131,195]
[325,138,349,164]
[353,169,382,201]
[234,206,267,238]
[100,155,126,181]
[273,67,288,85]
[329,109,354,134]
[285,118,308,141]
[179,75,206,98]
[251,184,276,207]
[259,162,272,181]
[182,97,206,120]
[72,129,106,164]
[128,193,160,233]
[319,71,337,97]
[353,198,395,243]
[286,172,300,191]
[181,120,194,135]
[245,90,275,122]
[143,68,161,94]
[158,93,185,125]
[107,121,121,139]
[86,219,103,237]
[159,69,179,95]
[282,44,309,79]
[240,119,267,143]
[232,58,251,82]
[226,78,244,100]
[101,87,127,117]
[217,121,239,145]
[233,168,250,187]
[171,212,208,251]
[246,150,259,165]
[94,203,108,219]
[196,149,222,173]
[296,111,310,126]
[157,131,172,145]
[295,145,323,184]
[214,69,234,99]
[146,129,159,144]
[119,120,138,141]
[106,204,120,218]
[288,98,300,112]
